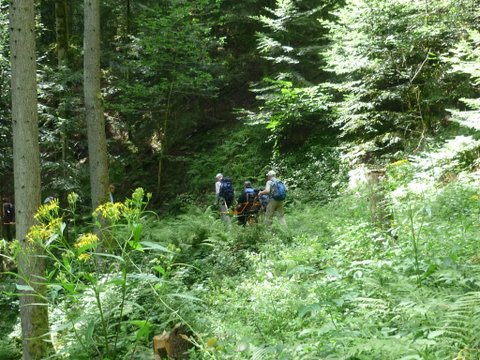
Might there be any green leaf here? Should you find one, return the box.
[133,223,143,243]
[91,252,125,262]
[427,330,445,339]
[85,320,96,344]
[169,293,202,302]
[139,241,174,253]
[152,265,166,275]
[16,284,34,292]
[298,303,322,318]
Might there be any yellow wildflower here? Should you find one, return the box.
[471,194,480,201]
[27,224,53,243]
[78,253,91,262]
[390,159,409,166]
[206,337,218,347]
[34,199,60,223]
[48,218,63,231]
[74,233,98,251]
[94,202,125,222]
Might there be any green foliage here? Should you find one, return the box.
[5,151,480,359]
[8,189,183,359]
[5,0,480,358]
[271,146,347,204]
[191,145,480,359]
[326,0,478,163]
[241,0,338,153]
[176,124,271,207]
[174,122,346,208]
[105,0,221,183]
[445,29,480,130]
[37,64,87,198]
[240,80,332,151]
[0,276,19,360]
[0,339,21,360]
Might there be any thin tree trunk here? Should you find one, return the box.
[55,0,70,194]
[10,1,50,359]
[156,60,176,197]
[126,0,131,36]
[156,82,174,196]
[55,0,69,66]
[84,0,109,211]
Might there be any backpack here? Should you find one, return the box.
[244,188,256,203]
[270,179,286,201]
[219,177,234,207]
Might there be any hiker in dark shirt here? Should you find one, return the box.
[215,173,233,225]
[236,181,257,226]
[2,197,15,241]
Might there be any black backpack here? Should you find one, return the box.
[219,177,234,207]
[245,188,256,203]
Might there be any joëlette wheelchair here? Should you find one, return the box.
[235,193,268,226]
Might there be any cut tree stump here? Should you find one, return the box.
[366,169,392,231]
[153,323,194,360]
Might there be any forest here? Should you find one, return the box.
[1,0,480,359]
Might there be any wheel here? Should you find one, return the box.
[246,214,257,226]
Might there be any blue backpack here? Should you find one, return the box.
[271,180,286,201]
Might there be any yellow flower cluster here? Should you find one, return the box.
[27,218,63,243]
[94,202,126,222]
[390,159,409,166]
[74,233,98,250]
[470,194,480,201]
[78,253,91,262]
[27,224,53,243]
[34,199,60,223]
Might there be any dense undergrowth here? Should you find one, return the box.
[2,133,480,359]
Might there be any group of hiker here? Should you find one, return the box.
[215,170,287,226]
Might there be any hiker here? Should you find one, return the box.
[258,170,287,226]
[258,193,269,212]
[108,184,116,203]
[2,197,15,241]
[236,181,257,226]
[44,195,56,204]
[215,173,233,224]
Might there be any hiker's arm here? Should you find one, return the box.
[258,182,271,197]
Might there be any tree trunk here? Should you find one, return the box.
[55,0,70,199]
[366,169,391,230]
[55,0,69,66]
[126,0,131,36]
[84,0,109,211]
[9,1,50,359]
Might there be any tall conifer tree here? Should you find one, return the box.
[84,0,109,210]
[9,0,50,358]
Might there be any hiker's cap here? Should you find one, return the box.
[266,170,276,177]
[216,173,223,179]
